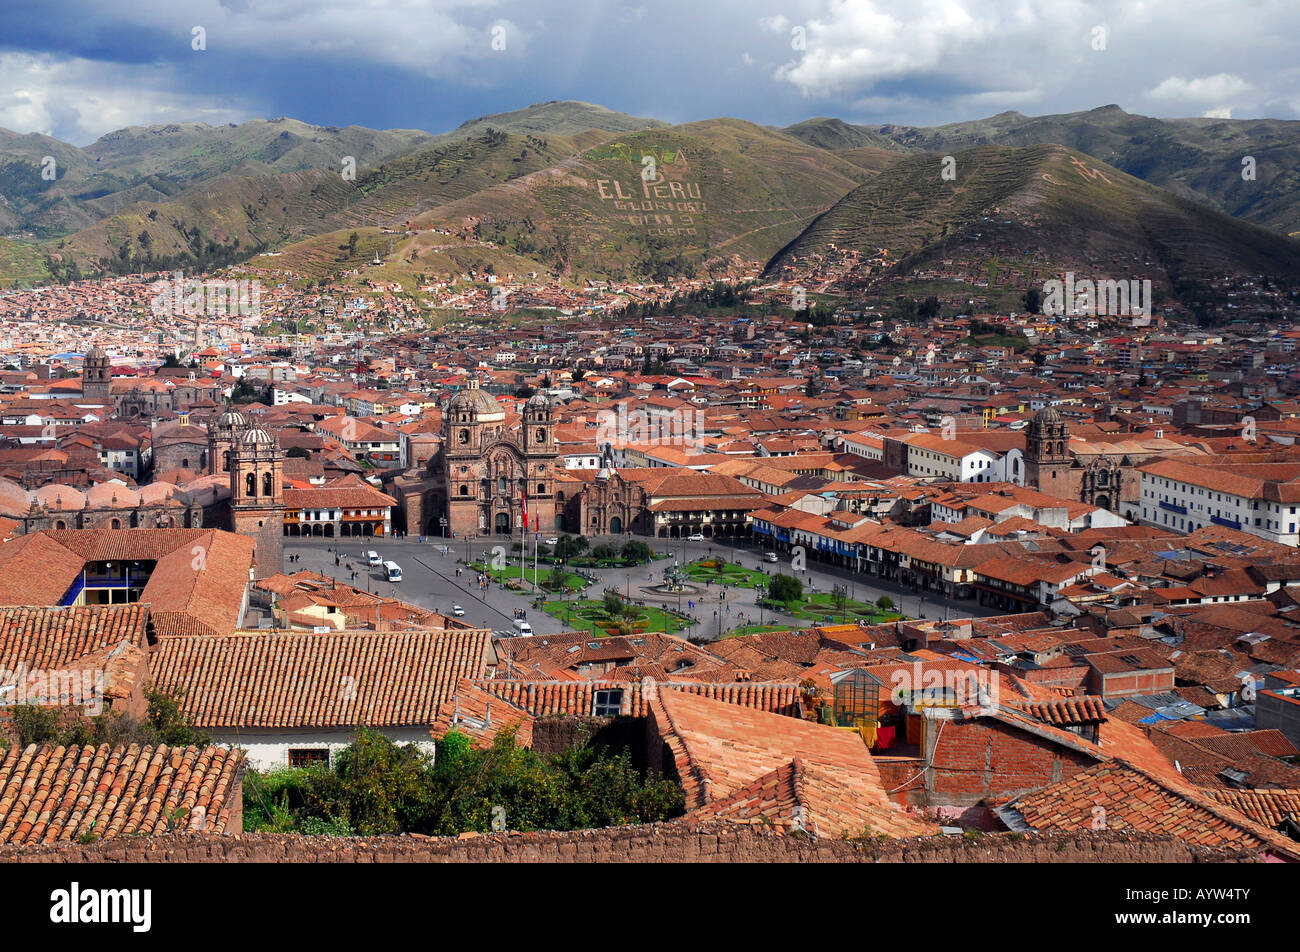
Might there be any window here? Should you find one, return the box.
[289,748,330,768]
[593,689,624,717]
[459,484,468,496]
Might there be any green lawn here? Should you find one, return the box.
[468,562,588,593]
[681,559,773,589]
[727,623,793,637]
[541,599,694,637]
[764,591,904,626]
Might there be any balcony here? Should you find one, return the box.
[1158,500,1188,515]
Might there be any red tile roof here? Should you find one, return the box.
[0,743,244,844]
[1001,761,1300,859]
[151,629,493,728]
[651,687,933,838]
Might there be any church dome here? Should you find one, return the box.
[447,386,505,422]
[526,392,551,409]
[0,479,29,518]
[218,409,247,429]
[34,484,86,512]
[84,345,107,360]
[1036,405,1062,425]
[240,427,277,447]
[87,481,141,510]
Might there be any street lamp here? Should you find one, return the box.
[439,515,447,537]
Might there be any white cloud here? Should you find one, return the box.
[1148,73,1252,103]
[1202,106,1232,119]
[759,14,791,33]
[0,53,252,144]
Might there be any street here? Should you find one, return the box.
[283,533,1004,642]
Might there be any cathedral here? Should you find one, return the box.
[423,380,564,538]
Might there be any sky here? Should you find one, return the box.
[1,0,1297,145]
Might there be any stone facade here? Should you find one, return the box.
[226,423,286,577]
[1025,407,1134,520]
[433,381,563,538]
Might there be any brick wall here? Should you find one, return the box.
[0,827,1259,864]
[923,718,1095,807]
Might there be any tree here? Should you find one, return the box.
[621,540,651,564]
[302,728,435,835]
[1022,288,1042,314]
[7,688,208,749]
[875,595,895,612]
[286,446,312,459]
[769,573,803,604]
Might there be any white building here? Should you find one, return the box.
[1138,458,1300,546]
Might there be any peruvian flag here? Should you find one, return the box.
[521,483,528,526]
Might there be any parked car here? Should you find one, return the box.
[687,533,705,542]
[451,605,465,617]
[545,537,558,546]
[765,552,779,563]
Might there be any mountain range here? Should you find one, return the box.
[2,100,1299,305]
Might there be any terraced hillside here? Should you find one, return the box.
[765,144,1300,298]
[405,119,872,281]
[786,105,1300,236]
[45,131,582,279]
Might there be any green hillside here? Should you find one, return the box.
[406,119,872,281]
[765,143,1300,298]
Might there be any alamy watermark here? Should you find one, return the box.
[149,271,261,319]
[594,402,706,450]
[0,663,105,715]
[1041,272,1151,319]
[888,662,1000,707]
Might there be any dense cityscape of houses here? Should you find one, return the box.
[1,265,1299,860]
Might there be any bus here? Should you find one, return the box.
[383,560,402,582]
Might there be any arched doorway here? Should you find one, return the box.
[609,516,623,534]
[495,512,511,534]
[1095,495,1111,511]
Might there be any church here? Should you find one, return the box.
[388,380,568,539]
[1023,405,1203,522]
[437,380,566,537]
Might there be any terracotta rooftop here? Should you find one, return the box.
[151,629,493,728]
[651,687,933,838]
[999,760,1300,859]
[0,743,244,844]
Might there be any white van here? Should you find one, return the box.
[765,552,779,563]
[511,619,533,636]
[366,551,381,566]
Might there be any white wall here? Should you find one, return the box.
[211,727,438,772]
